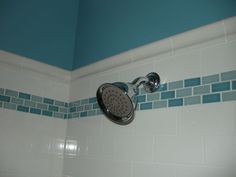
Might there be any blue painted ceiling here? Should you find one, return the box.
[0,0,236,70]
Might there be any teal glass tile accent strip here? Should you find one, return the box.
[5,89,18,97]
[168,98,183,107]
[233,80,236,90]
[222,91,236,102]
[19,92,31,100]
[161,91,175,99]
[4,102,17,110]
[30,108,41,115]
[221,70,236,81]
[184,78,201,87]
[193,85,210,95]
[212,82,230,92]
[17,105,29,112]
[153,100,167,109]
[140,102,152,110]
[184,96,201,105]
[43,98,54,105]
[0,95,10,102]
[202,93,221,103]
[168,80,183,90]
[202,74,219,85]
[1,69,236,119]
[176,88,192,97]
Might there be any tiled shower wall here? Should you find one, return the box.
[0,51,70,177]
[64,17,236,177]
[0,16,236,177]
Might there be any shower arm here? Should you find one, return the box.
[131,77,148,88]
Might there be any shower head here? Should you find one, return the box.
[96,72,160,125]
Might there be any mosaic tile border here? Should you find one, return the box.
[1,70,236,119]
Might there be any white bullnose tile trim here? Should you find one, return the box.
[72,16,236,80]
[0,50,71,83]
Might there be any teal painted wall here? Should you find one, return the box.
[0,0,79,70]
[0,0,236,70]
[73,0,236,69]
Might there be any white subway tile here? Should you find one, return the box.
[155,50,201,82]
[176,166,236,177]
[133,162,175,177]
[154,135,203,164]
[134,108,177,136]
[201,41,236,75]
[205,135,236,167]
[178,102,236,135]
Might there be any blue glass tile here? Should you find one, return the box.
[203,93,220,103]
[77,106,84,112]
[184,96,201,105]
[19,92,31,100]
[140,102,152,110]
[43,98,54,105]
[31,95,42,103]
[80,111,87,117]
[30,108,41,115]
[0,88,4,95]
[81,99,89,105]
[72,113,80,118]
[70,100,80,106]
[5,89,18,97]
[65,103,69,107]
[193,85,210,95]
[0,95,10,102]
[42,110,53,117]
[153,100,167,109]
[36,103,48,110]
[212,82,230,92]
[87,110,96,116]
[93,103,99,109]
[48,105,59,112]
[11,97,24,105]
[89,97,97,103]
[59,107,68,113]
[202,74,219,85]
[84,104,92,111]
[232,80,236,90]
[70,107,76,113]
[0,101,2,108]
[184,78,201,87]
[4,102,16,110]
[69,102,74,107]
[168,98,183,107]
[161,91,175,99]
[168,80,183,90]
[222,91,236,102]
[68,114,72,119]
[53,112,64,118]
[176,88,192,97]
[136,95,146,103]
[156,83,167,92]
[147,93,159,101]
[55,100,66,107]
[221,70,236,81]
[24,100,36,107]
[64,114,68,119]
[17,105,29,112]
[96,109,103,115]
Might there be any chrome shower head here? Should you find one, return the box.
[96,72,160,125]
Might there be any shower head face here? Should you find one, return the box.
[96,83,135,125]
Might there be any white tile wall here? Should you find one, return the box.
[66,16,236,177]
[1,16,236,177]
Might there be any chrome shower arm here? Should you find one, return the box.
[131,77,149,88]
